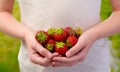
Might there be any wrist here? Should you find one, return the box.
[23,29,35,41]
[84,28,100,41]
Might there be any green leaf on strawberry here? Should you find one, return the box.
[35,31,49,45]
[47,28,56,39]
[74,27,83,37]
[45,39,55,52]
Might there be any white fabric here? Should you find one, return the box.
[18,0,111,72]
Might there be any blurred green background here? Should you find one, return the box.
[0,0,120,72]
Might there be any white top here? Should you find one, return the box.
[18,0,110,72]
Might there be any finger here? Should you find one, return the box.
[30,52,45,66]
[52,52,60,57]
[52,56,71,63]
[68,45,90,62]
[42,57,52,66]
[30,52,52,66]
[41,53,60,66]
[29,47,52,66]
[76,45,90,61]
[66,39,85,57]
[52,56,79,64]
[52,61,75,67]
[52,62,66,67]
[35,44,52,59]
[53,46,90,64]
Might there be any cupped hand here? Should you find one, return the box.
[24,31,59,67]
[52,30,97,67]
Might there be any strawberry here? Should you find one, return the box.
[53,28,67,42]
[64,26,75,36]
[47,28,56,39]
[35,31,49,45]
[66,36,78,47]
[55,42,68,55]
[74,27,83,38]
[45,39,55,52]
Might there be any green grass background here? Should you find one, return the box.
[0,0,120,72]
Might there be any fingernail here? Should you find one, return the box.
[47,53,52,59]
[66,52,71,57]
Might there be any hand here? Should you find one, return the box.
[52,30,97,67]
[24,31,59,67]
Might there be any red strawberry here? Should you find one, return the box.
[53,28,67,41]
[66,36,78,47]
[55,42,68,55]
[64,27,71,35]
[74,27,83,38]
[45,39,55,52]
[64,26,75,36]
[47,28,56,39]
[35,31,49,45]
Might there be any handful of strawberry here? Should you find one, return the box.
[35,27,82,56]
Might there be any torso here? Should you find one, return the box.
[18,0,110,72]
[18,0,101,31]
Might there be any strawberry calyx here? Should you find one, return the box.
[36,31,49,44]
[36,32,47,41]
[55,28,63,35]
[45,43,54,52]
[47,28,56,36]
[55,42,65,48]
[75,27,83,37]
[45,39,55,52]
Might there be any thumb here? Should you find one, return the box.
[66,40,84,57]
[35,44,52,59]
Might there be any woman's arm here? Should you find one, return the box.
[66,0,120,57]
[0,0,55,66]
[0,0,32,40]
[85,0,120,40]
